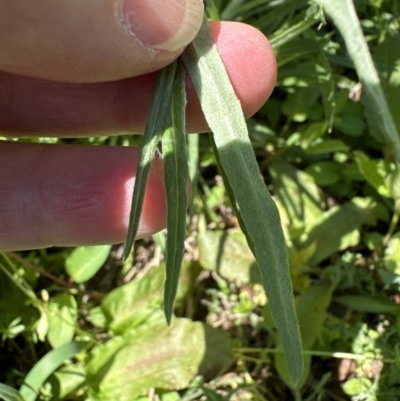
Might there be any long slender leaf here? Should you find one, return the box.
[0,384,24,401]
[181,15,303,386]
[124,62,178,259]
[313,0,400,163]
[19,341,87,401]
[162,62,188,323]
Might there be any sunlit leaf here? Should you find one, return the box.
[181,15,303,385]
[86,317,231,400]
[47,293,77,348]
[65,245,111,283]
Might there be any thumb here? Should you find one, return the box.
[0,0,203,83]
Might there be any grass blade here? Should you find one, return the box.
[19,341,87,401]
[0,384,24,401]
[162,62,188,323]
[313,0,400,163]
[124,62,178,259]
[181,16,303,386]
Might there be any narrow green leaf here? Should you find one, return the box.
[19,341,87,401]
[124,62,177,259]
[313,0,400,163]
[276,284,333,389]
[299,199,384,265]
[335,295,400,314]
[181,15,303,386]
[0,384,24,401]
[162,62,188,323]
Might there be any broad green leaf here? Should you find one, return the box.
[197,230,260,284]
[159,392,181,401]
[305,139,350,155]
[282,87,320,122]
[46,293,77,348]
[101,261,195,334]
[296,284,334,349]
[313,0,400,162]
[101,265,164,334]
[86,317,232,400]
[87,306,108,329]
[364,232,384,253]
[162,62,188,324]
[124,62,177,259]
[51,364,86,400]
[275,284,333,389]
[343,377,373,397]
[299,199,384,265]
[299,121,329,148]
[305,161,341,186]
[65,245,111,283]
[19,341,87,401]
[335,295,400,314]
[333,107,366,137]
[354,151,391,197]
[269,158,324,233]
[0,384,24,401]
[181,15,303,385]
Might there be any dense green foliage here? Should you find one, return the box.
[1,0,400,400]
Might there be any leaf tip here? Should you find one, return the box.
[164,307,173,326]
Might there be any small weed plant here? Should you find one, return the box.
[1,1,400,400]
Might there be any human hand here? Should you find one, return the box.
[0,0,277,251]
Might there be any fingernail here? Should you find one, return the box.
[120,0,203,52]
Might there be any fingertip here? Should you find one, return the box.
[210,21,277,118]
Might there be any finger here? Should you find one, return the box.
[0,22,277,137]
[0,0,203,83]
[0,141,167,251]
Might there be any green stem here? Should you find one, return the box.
[234,348,392,362]
[383,209,400,245]
[293,389,303,401]
[0,257,36,302]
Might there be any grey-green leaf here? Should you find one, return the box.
[181,15,303,386]
[162,62,188,324]
[335,295,400,314]
[124,61,177,259]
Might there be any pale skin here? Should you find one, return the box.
[0,0,277,251]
